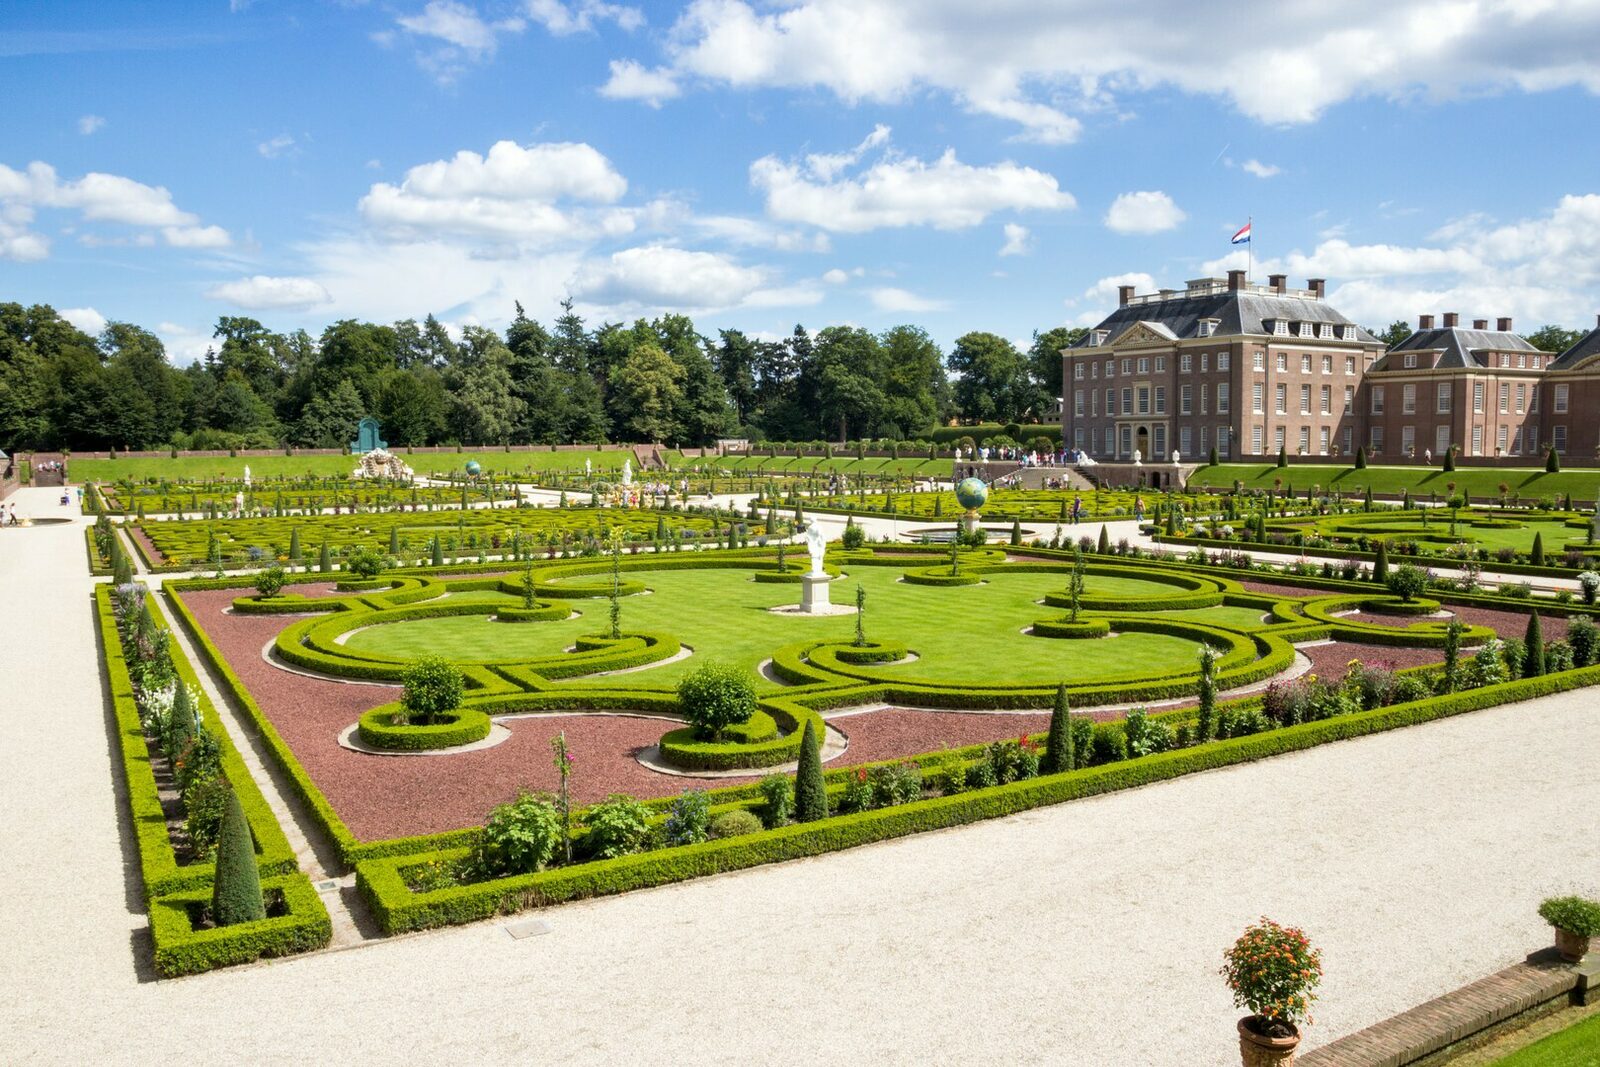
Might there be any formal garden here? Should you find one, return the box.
[93,523,1596,965]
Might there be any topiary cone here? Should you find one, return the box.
[794,720,827,822]
[1042,683,1073,774]
[212,784,265,926]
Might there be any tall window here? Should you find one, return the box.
[1345,356,1356,374]
[1556,384,1570,413]
[1091,391,1098,416]
[1402,425,1415,454]
[1180,354,1192,373]
[1200,353,1210,373]
[1301,354,1312,373]
[1300,384,1311,415]
[1180,426,1192,453]
[1074,390,1084,416]
[1180,384,1193,414]
[1120,425,1132,455]
[1473,381,1484,413]
[1217,383,1230,414]
[1342,427,1352,454]
[1137,357,1149,373]
[1252,382,1264,414]
[1436,382,1452,414]
[1497,425,1508,453]
[1154,356,1165,372]
[1402,384,1416,414]
[1371,385,1385,414]
[1219,427,1232,457]
[1274,426,1286,452]
[1105,387,1114,414]
[1137,387,1150,415]
[1555,425,1568,453]
[1276,353,1288,372]
[1153,425,1166,458]
[1434,425,1450,455]
[1321,355,1333,374]
[1121,359,1132,375]
[1154,386,1166,414]
[1218,352,1231,371]
[1318,426,1330,454]
[1500,383,1510,414]
[1472,424,1483,455]
[1343,385,1353,414]
[1516,384,1525,413]
[1121,387,1132,415]
[1298,426,1310,453]
[1253,351,1265,370]
[1252,426,1265,453]
[1073,363,1084,380]
[1275,383,1287,415]
[1200,384,1209,415]
[1320,384,1331,415]
[1370,425,1384,453]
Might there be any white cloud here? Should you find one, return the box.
[999,222,1030,257]
[156,322,215,366]
[599,59,681,105]
[690,213,829,252]
[258,134,296,159]
[870,287,946,312]
[624,0,1600,141]
[1104,190,1186,235]
[77,115,105,136]
[398,0,513,52]
[60,307,106,336]
[1241,159,1280,179]
[527,0,644,35]
[803,124,890,181]
[822,268,850,284]
[570,244,768,310]
[751,131,1073,233]
[205,275,334,310]
[1083,271,1156,303]
[358,140,630,242]
[0,161,229,256]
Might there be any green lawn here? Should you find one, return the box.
[1198,463,1597,504]
[71,449,658,483]
[1491,1011,1600,1065]
[343,566,1205,691]
[692,454,950,476]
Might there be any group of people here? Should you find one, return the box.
[1,503,21,526]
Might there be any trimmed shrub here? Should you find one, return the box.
[1385,563,1429,603]
[254,565,286,599]
[757,774,793,828]
[400,655,465,725]
[1041,683,1073,774]
[1570,615,1597,667]
[1539,896,1600,936]
[1524,611,1545,677]
[840,516,865,550]
[1090,722,1128,764]
[709,809,764,839]
[678,662,758,741]
[1372,540,1388,583]
[794,720,826,822]
[212,785,266,926]
[1531,531,1546,567]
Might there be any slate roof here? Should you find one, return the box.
[1550,326,1600,371]
[1381,326,1538,369]
[1070,287,1378,348]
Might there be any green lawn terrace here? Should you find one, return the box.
[806,485,1232,524]
[128,504,758,570]
[1196,461,1600,506]
[67,447,677,484]
[93,475,506,515]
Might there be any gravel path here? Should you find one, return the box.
[8,486,1600,1066]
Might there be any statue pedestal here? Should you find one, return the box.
[961,510,981,535]
[799,573,834,613]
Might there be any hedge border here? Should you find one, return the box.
[357,706,493,751]
[148,873,332,978]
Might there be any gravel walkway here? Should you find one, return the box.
[8,487,1600,1066]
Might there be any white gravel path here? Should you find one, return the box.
[3,484,1599,1065]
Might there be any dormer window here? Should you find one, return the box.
[1297,322,1314,338]
[1197,319,1218,338]
[1404,354,1418,369]
[1272,320,1289,336]
[1088,329,1108,347]
[1341,325,1359,341]
[1318,323,1334,339]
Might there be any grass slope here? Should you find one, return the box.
[1196,463,1595,502]
[1491,1011,1600,1065]
[71,449,666,483]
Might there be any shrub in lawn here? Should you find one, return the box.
[473,792,563,876]
[1546,640,1574,673]
[663,790,712,846]
[254,564,286,598]
[709,809,764,839]
[1041,683,1073,773]
[399,655,464,725]
[1385,563,1429,602]
[579,794,652,860]
[211,784,265,926]
[346,543,389,579]
[1570,615,1597,667]
[1524,612,1545,677]
[677,662,757,741]
[757,774,792,828]
[840,516,865,550]
[1531,531,1546,567]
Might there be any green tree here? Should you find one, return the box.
[1524,325,1584,353]
[793,719,827,822]
[1042,684,1074,773]
[211,785,265,926]
[879,324,949,435]
[949,331,1039,423]
[294,378,366,448]
[446,326,525,444]
[1524,612,1545,677]
[1026,326,1087,406]
[1370,320,1414,348]
[609,342,685,443]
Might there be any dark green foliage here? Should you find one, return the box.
[473,792,563,875]
[389,525,400,554]
[678,661,758,740]
[1373,539,1389,582]
[840,515,865,549]
[1090,722,1128,764]
[1354,447,1366,469]
[1524,611,1545,677]
[709,809,764,838]
[318,541,331,573]
[1097,524,1109,554]
[1570,615,1597,667]
[1442,447,1455,471]
[794,719,826,822]
[1208,446,1218,466]
[757,774,792,828]
[400,655,464,724]
[1041,683,1073,773]
[1385,562,1428,602]
[288,527,301,561]
[1277,446,1287,468]
[579,794,652,860]
[431,535,443,567]
[254,565,285,598]
[1539,896,1600,936]
[1196,645,1217,742]
[1442,619,1464,693]
[1010,517,1021,546]
[664,790,712,845]
[1547,446,1561,473]
[211,784,266,926]
[1531,531,1545,566]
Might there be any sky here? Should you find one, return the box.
[5,0,1600,364]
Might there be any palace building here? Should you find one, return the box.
[1064,272,1600,464]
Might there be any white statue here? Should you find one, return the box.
[233,491,244,516]
[1171,450,1180,465]
[243,464,251,488]
[1133,449,1143,465]
[585,458,592,478]
[622,458,633,486]
[803,521,827,577]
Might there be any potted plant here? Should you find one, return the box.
[1221,918,1323,1066]
[1538,896,1600,962]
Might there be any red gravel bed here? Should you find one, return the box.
[1298,641,1444,676]
[829,709,1053,765]
[1238,579,1329,599]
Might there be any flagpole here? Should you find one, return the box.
[1247,215,1252,284]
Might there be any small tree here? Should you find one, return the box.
[550,731,574,865]
[318,541,331,573]
[1276,445,1287,468]
[255,564,286,599]
[1068,545,1087,622]
[288,527,301,564]
[1097,524,1110,554]
[1547,446,1561,473]
[1442,619,1464,693]
[400,655,464,725]
[1354,446,1367,469]
[1208,445,1218,466]
[211,784,265,926]
[794,719,827,822]
[678,662,757,741]
[430,535,443,567]
[1524,611,1545,677]
[1385,563,1428,603]
[1442,446,1455,471]
[1221,918,1322,1040]
[1041,683,1073,773]
[1530,531,1545,566]
[1372,539,1389,583]
[346,543,388,579]
[521,564,536,609]
[1196,644,1218,742]
[608,528,624,639]
[853,583,866,647]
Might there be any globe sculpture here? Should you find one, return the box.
[464,460,482,476]
[955,476,988,535]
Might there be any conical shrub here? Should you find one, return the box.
[794,720,827,822]
[1042,684,1073,773]
[211,784,265,926]
[1524,611,1545,677]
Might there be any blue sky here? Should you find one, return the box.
[5,0,1600,363]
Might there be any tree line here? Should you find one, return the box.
[0,299,1081,452]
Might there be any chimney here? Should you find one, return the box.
[1473,319,1488,330]
[1419,314,1435,330]
[1227,269,1246,291]
[1268,273,1287,294]
[1497,317,1513,332]
[1307,278,1326,299]
[1443,312,1459,328]
[1117,284,1135,307]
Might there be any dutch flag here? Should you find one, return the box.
[1230,221,1251,245]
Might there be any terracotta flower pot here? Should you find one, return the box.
[1555,927,1592,963]
[1238,1017,1301,1067]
